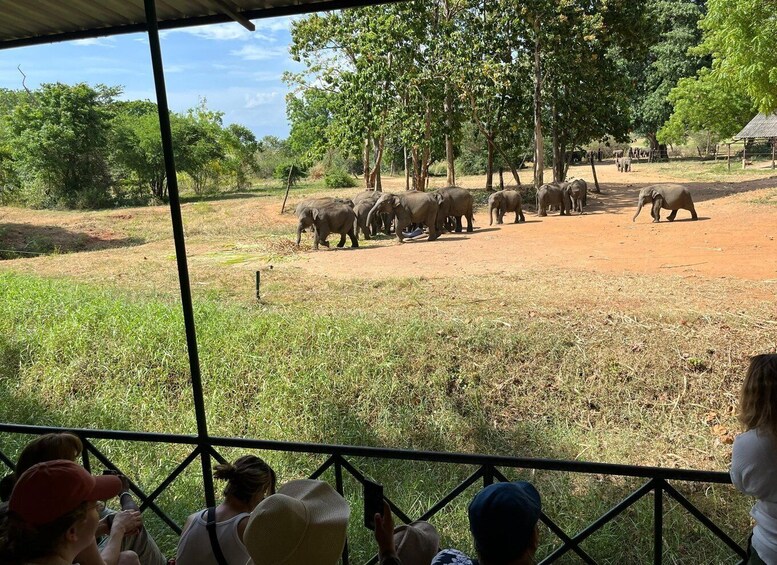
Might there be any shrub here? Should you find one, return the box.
[273,163,306,186]
[324,169,357,188]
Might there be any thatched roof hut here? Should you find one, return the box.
[735,113,777,140]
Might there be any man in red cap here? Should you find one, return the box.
[0,459,123,565]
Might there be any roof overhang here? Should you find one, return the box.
[0,0,404,50]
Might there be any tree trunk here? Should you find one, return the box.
[363,136,372,188]
[485,138,495,191]
[445,91,456,187]
[551,106,566,183]
[533,18,544,189]
[404,145,410,191]
[646,132,659,163]
[369,136,384,190]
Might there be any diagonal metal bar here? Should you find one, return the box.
[417,466,485,522]
[663,482,747,559]
[140,447,202,510]
[82,439,182,534]
[310,454,336,479]
[0,449,14,470]
[541,479,657,563]
[209,446,228,465]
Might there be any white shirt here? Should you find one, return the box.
[730,428,777,565]
[176,509,251,565]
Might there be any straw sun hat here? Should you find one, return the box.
[243,479,350,565]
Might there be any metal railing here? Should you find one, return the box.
[0,423,746,565]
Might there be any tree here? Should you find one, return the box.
[697,0,777,113]
[658,67,756,149]
[221,123,260,190]
[630,0,707,157]
[9,82,118,208]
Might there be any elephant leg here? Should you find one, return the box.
[313,228,321,250]
[296,225,304,246]
[651,199,662,222]
[466,214,473,232]
[427,211,440,241]
[497,209,504,224]
[336,232,347,247]
[348,229,359,248]
[667,209,678,222]
[689,205,698,220]
[454,216,463,233]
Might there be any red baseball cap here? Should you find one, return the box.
[9,459,122,526]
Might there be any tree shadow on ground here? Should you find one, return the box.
[0,223,144,259]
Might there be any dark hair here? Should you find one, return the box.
[0,501,88,563]
[214,455,276,503]
[739,354,777,437]
[0,433,85,502]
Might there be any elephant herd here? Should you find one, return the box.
[294,181,698,249]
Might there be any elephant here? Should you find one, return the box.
[565,179,587,213]
[353,190,392,235]
[632,184,698,223]
[435,187,474,232]
[296,201,358,249]
[536,183,571,216]
[294,197,353,217]
[488,189,525,225]
[367,191,441,242]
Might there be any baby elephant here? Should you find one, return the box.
[488,189,525,224]
[565,179,587,213]
[632,184,697,223]
[296,201,358,250]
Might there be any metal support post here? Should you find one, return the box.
[143,0,215,507]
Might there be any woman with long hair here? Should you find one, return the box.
[731,354,777,564]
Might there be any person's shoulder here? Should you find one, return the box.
[431,548,475,564]
[733,428,777,456]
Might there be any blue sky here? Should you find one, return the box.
[0,17,305,139]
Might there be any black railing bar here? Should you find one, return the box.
[140,447,202,512]
[334,456,350,565]
[0,424,732,483]
[491,468,596,565]
[541,479,656,563]
[335,456,413,525]
[208,446,228,465]
[417,466,485,521]
[82,448,92,474]
[663,482,746,558]
[82,439,182,534]
[310,455,336,479]
[654,478,663,565]
[0,448,14,470]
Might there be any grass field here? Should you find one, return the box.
[1,159,776,562]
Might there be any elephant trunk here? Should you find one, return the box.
[366,202,380,230]
[632,198,645,222]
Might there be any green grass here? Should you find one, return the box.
[0,272,757,562]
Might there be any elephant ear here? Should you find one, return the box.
[311,208,321,221]
[391,195,401,208]
[650,189,662,201]
[434,193,444,204]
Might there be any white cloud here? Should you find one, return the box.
[73,37,115,47]
[230,44,288,61]
[244,91,279,108]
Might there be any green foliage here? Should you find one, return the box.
[323,168,357,188]
[629,0,707,144]
[220,123,260,190]
[658,68,756,145]
[8,82,118,208]
[255,136,292,179]
[700,0,777,113]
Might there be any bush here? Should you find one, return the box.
[324,169,357,188]
[428,161,448,177]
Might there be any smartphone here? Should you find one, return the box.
[363,478,384,530]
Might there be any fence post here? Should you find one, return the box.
[590,154,601,193]
[654,479,663,565]
[334,456,349,565]
[727,143,731,171]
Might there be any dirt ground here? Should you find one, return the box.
[289,167,777,284]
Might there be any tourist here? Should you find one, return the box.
[176,455,276,565]
[731,354,777,564]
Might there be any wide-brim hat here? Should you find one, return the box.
[243,479,350,565]
[394,521,440,565]
[9,459,122,526]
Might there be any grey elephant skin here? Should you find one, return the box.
[488,189,525,224]
[352,191,382,240]
[632,183,697,223]
[435,187,474,232]
[536,183,571,216]
[367,191,441,242]
[566,179,587,213]
[296,201,358,250]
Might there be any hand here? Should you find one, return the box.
[374,501,395,556]
[96,516,112,538]
[109,510,143,537]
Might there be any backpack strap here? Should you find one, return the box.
[205,507,230,565]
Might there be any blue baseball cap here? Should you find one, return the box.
[467,481,541,562]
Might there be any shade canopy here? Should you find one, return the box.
[0,0,402,50]
[735,113,777,140]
